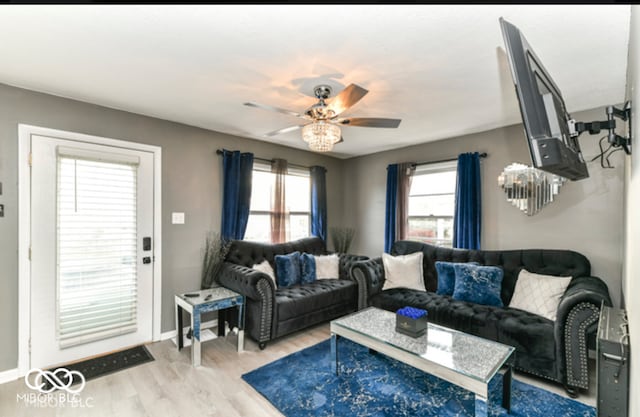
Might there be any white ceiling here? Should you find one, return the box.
[0,5,631,158]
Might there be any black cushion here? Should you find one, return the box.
[371,287,555,361]
[370,289,500,339]
[221,237,367,346]
[276,279,357,321]
[225,237,327,269]
[494,308,555,360]
[356,241,611,389]
[391,241,591,305]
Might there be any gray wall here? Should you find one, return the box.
[342,107,624,307]
[623,5,639,417]
[0,82,627,374]
[0,83,345,372]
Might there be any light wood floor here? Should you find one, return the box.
[0,323,596,416]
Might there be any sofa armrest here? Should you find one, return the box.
[339,254,369,281]
[350,258,384,310]
[217,261,276,301]
[555,275,612,389]
[217,261,276,344]
[557,276,612,322]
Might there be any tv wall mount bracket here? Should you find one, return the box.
[569,101,632,155]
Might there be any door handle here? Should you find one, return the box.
[143,237,152,251]
[602,352,625,363]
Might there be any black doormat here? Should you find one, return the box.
[43,345,154,389]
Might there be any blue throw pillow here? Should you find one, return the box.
[452,263,504,307]
[275,252,301,288]
[299,253,317,284]
[435,261,478,296]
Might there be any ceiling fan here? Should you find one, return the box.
[244,83,402,152]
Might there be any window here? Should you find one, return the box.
[244,163,311,242]
[407,161,457,247]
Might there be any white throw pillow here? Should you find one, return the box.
[314,254,340,279]
[509,269,572,321]
[382,252,425,292]
[252,260,277,288]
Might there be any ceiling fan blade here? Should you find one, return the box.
[244,102,305,119]
[338,118,402,128]
[264,124,305,137]
[326,84,369,116]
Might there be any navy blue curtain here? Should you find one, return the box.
[310,166,327,242]
[384,164,399,253]
[453,152,482,250]
[221,150,254,241]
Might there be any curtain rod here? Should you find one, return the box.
[412,152,488,168]
[216,149,313,170]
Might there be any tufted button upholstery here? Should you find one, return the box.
[226,237,327,268]
[216,236,368,347]
[276,280,357,321]
[371,289,555,362]
[352,240,612,390]
[391,240,591,305]
[340,254,369,280]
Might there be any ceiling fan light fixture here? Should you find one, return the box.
[245,83,400,152]
[301,121,341,152]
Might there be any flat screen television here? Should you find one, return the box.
[500,17,589,181]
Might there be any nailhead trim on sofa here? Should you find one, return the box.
[219,237,367,347]
[349,241,612,392]
[564,302,600,389]
[256,278,273,343]
[514,365,561,384]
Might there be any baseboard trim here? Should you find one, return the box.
[0,368,19,385]
[160,319,218,341]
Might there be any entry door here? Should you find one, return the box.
[30,134,154,369]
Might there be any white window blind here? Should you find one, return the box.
[56,148,140,349]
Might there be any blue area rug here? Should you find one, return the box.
[242,339,595,417]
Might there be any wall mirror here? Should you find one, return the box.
[497,163,566,216]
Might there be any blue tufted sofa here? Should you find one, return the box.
[214,237,368,350]
[350,240,612,396]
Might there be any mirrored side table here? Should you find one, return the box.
[174,287,245,367]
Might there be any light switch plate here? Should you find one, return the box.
[172,212,185,224]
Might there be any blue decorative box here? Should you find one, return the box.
[396,307,428,337]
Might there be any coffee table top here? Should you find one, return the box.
[331,307,514,384]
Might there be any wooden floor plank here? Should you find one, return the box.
[0,322,596,416]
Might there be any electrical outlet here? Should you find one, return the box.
[172,212,185,224]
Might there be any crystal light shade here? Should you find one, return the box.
[302,121,341,152]
[497,163,566,216]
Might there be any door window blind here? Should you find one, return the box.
[56,148,140,349]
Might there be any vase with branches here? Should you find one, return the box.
[200,231,231,289]
[330,227,356,254]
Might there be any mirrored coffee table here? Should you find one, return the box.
[330,307,515,417]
